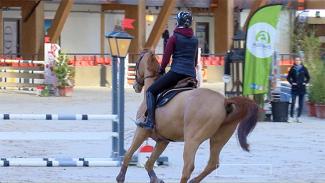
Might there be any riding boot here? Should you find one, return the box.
[143,92,156,129]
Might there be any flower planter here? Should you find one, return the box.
[315,104,325,119]
[58,86,73,97]
[307,102,317,117]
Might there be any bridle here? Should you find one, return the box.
[134,52,158,87]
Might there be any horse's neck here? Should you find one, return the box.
[143,77,155,93]
[143,62,156,93]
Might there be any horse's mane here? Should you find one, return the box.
[142,50,160,73]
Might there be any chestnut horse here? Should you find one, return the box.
[116,50,259,183]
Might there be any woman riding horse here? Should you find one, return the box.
[118,49,259,183]
[136,11,198,129]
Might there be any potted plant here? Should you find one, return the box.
[301,32,325,118]
[311,70,325,118]
[53,53,75,96]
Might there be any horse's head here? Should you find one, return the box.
[133,49,160,93]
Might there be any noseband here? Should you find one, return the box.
[135,52,158,86]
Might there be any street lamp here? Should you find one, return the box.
[224,30,245,97]
[105,31,119,159]
[106,30,133,158]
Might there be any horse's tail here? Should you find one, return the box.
[224,96,259,152]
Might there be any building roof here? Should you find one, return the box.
[46,0,212,8]
[45,0,298,9]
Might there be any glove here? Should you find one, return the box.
[159,68,166,75]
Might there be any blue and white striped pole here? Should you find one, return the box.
[0,114,117,121]
[111,56,119,159]
[0,158,119,167]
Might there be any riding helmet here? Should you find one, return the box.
[176,11,192,28]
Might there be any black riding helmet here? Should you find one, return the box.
[176,11,192,28]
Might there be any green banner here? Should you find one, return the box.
[243,5,282,95]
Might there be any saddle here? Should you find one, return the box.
[156,77,198,108]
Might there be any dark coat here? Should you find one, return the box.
[160,28,198,78]
[287,64,310,95]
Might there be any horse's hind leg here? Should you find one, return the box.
[180,140,201,183]
[145,140,169,183]
[116,127,150,183]
[188,122,238,183]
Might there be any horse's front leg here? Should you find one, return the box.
[116,127,150,183]
[145,140,169,183]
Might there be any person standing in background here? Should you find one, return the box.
[162,25,169,52]
[287,56,310,123]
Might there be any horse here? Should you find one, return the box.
[116,50,259,183]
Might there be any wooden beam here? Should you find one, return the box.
[144,0,176,49]
[100,11,105,56]
[21,1,44,60]
[306,0,325,9]
[101,3,136,11]
[214,0,234,53]
[0,9,3,54]
[48,0,74,43]
[190,7,212,14]
[138,0,146,50]
[243,0,268,32]
[0,0,28,7]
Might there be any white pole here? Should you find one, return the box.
[0,158,120,167]
[196,48,203,87]
[0,132,118,140]
[124,54,131,88]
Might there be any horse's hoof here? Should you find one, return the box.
[150,178,164,183]
[116,176,124,183]
[188,179,196,183]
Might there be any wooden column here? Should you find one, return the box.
[102,2,145,58]
[124,5,138,56]
[306,0,325,9]
[21,0,44,59]
[144,0,176,49]
[0,9,3,54]
[123,1,145,55]
[48,0,74,43]
[100,11,105,56]
[214,0,234,53]
[137,0,146,50]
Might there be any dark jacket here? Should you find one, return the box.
[161,28,198,77]
[287,64,310,95]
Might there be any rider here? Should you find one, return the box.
[136,11,199,129]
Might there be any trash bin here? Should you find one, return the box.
[271,101,289,122]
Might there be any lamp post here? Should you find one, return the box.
[105,31,119,158]
[106,30,133,158]
[224,30,245,97]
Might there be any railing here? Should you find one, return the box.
[1,53,307,67]
[65,53,112,66]
[64,53,227,66]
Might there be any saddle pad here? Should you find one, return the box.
[156,87,193,108]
